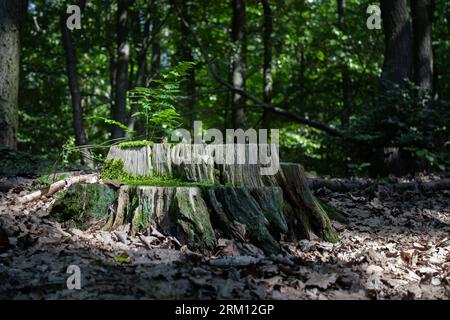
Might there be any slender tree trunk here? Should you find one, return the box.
[128,11,150,134]
[104,1,116,123]
[337,0,351,129]
[136,18,150,87]
[261,0,273,130]
[178,0,196,129]
[380,0,413,91]
[150,0,161,79]
[0,0,26,149]
[411,0,434,96]
[378,0,414,175]
[151,35,161,78]
[223,59,232,133]
[112,0,130,139]
[231,0,247,129]
[60,0,93,167]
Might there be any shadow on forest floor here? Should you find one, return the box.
[0,177,448,300]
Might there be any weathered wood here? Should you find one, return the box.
[106,144,215,182]
[19,173,99,204]
[51,144,340,254]
[109,186,215,250]
[171,144,215,183]
[107,145,152,177]
[169,187,215,249]
[263,163,339,242]
[50,184,117,229]
[207,187,284,254]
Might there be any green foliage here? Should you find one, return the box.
[128,62,194,141]
[353,83,450,172]
[87,115,136,135]
[118,140,154,149]
[347,162,371,176]
[101,159,126,180]
[37,173,69,185]
[0,146,51,177]
[113,252,130,264]
[61,137,79,166]
[16,1,450,177]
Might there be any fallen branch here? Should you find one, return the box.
[208,256,261,268]
[308,177,450,193]
[19,173,99,204]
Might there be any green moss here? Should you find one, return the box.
[102,159,126,180]
[123,176,214,187]
[50,184,118,229]
[312,197,340,243]
[322,224,340,243]
[316,197,348,224]
[170,188,216,249]
[113,252,130,263]
[131,209,144,233]
[102,158,216,188]
[118,140,154,149]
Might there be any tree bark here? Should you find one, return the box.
[0,0,26,149]
[411,0,434,95]
[150,0,161,79]
[136,17,150,88]
[128,10,150,134]
[112,0,131,139]
[231,0,247,129]
[60,0,93,167]
[261,0,273,129]
[337,0,351,129]
[178,0,196,129]
[380,0,413,91]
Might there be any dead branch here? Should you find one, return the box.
[308,177,450,193]
[19,173,99,204]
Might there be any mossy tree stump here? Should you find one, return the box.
[50,143,339,254]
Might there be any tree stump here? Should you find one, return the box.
[50,143,339,254]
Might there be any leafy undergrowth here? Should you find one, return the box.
[0,175,448,299]
[0,146,52,177]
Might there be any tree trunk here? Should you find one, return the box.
[0,0,26,149]
[337,0,351,129]
[112,0,130,140]
[178,0,196,129]
[261,0,274,130]
[380,0,413,91]
[128,10,150,134]
[411,0,434,95]
[136,18,150,88]
[99,144,339,251]
[231,0,247,129]
[150,0,161,79]
[60,0,93,167]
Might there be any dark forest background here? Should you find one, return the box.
[1,0,449,178]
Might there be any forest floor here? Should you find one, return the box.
[0,174,449,300]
